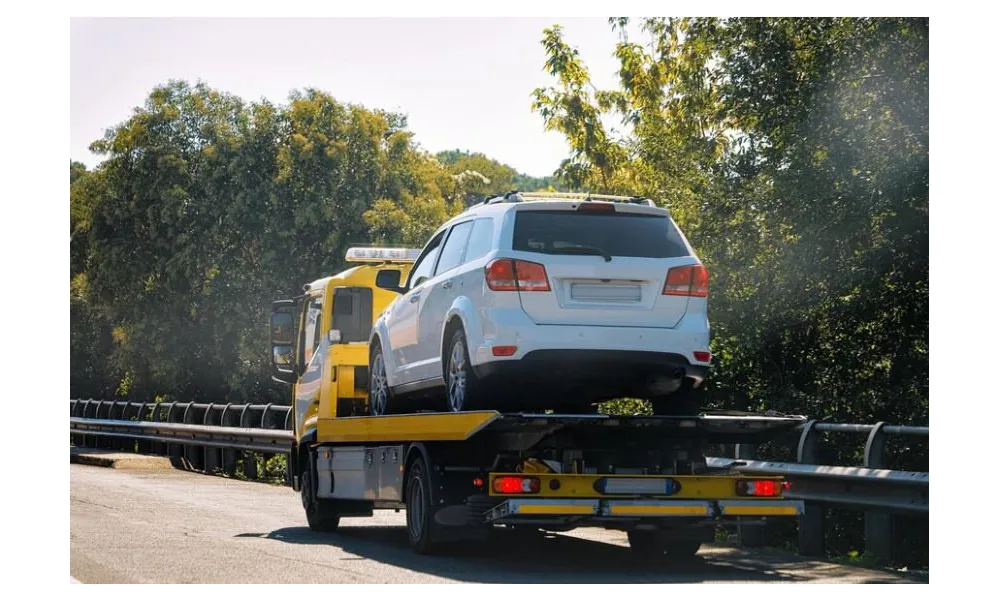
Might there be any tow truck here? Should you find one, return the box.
[269,247,805,557]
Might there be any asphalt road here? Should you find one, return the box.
[70,464,919,584]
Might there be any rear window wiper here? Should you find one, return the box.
[546,245,613,262]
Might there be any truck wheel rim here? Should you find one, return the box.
[408,475,425,540]
[371,353,388,415]
[447,340,466,412]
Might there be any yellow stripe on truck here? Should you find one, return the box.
[608,504,710,516]
[516,504,597,515]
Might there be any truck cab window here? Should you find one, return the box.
[301,297,323,368]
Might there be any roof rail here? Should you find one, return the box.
[517,192,655,206]
[483,190,524,205]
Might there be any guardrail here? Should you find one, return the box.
[69,399,293,479]
[69,399,927,564]
[711,420,928,563]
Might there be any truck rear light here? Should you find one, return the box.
[736,479,783,497]
[693,351,711,363]
[663,265,709,297]
[493,476,541,494]
[492,345,517,357]
[485,259,550,292]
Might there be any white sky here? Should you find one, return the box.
[70,17,630,177]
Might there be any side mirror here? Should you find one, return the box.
[375,269,406,294]
[270,302,298,384]
[411,275,428,289]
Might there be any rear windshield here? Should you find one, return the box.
[512,210,691,258]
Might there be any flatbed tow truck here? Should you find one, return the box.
[269,247,805,557]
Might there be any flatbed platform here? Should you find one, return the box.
[315,410,806,445]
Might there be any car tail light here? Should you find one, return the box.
[693,351,711,363]
[485,259,550,292]
[736,479,784,497]
[577,202,615,213]
[663,265,709,297]
[492,476,541,494]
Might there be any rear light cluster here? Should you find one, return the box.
[663,264,709,297]
[492,476,541,494]
[735,479,789,497]
[485,259,550,292]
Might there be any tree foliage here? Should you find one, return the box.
[70,81,556,403]
[533,18,928,428]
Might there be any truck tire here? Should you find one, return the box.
[405,457,438,554]
[301,449,340,533]
[627,530,702,560]
[444,328,484,412]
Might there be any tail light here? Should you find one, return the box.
[735,479,784,497]
[663,264,709,297]
[492,476,541,494]
[577,202,616,213]
[485,259,550,292]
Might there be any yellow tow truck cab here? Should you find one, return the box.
[269,247,417,441]
[269,247,805,557]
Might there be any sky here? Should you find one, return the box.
[70,18,630,177]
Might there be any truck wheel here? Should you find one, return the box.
[627,530,701,560]
[650,379,701,416]
[301,450,340,532]
[369,339,393,416]
[444,328,483,412]
[405,457,438,554]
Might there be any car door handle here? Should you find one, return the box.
[442,280,453,289]
[409,294,420,303]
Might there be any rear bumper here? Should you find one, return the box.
[472,350,709,401]
[471,310,710,374]
[483,498,803,524]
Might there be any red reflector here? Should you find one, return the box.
[782,481,791,491]
[693,351,711,363]
[492,345,517,357]
[473,477,484,488]
[737,479,782,497]
[577,202,616,213]
[663,264,709,297]
[493,476,540,494]
[756,480,777,496]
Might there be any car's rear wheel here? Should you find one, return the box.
[444,328,484,412]
[369,339,393,416]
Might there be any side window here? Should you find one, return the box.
[464,218,495,263]
[300,297,323,368]
[434,221,474,275]
[407,231,445,289]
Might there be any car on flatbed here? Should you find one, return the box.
[367,192,712,416]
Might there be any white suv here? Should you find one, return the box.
[368,192,711,416]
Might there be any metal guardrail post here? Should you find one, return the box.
[796,420,825,557]
[239,404,258,480]
[182,403,202,471]
[220,404,237,475]
[735,443,764,547]
[864,422,893,564]
[202,404,221,474]
[137,403,152,455]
